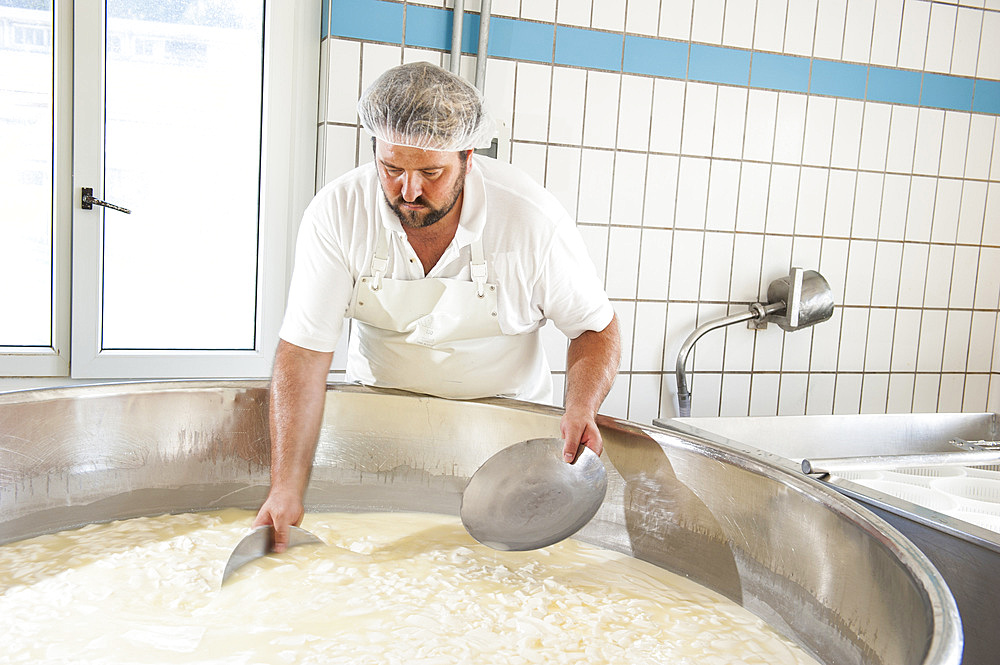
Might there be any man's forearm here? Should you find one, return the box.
[268,340,335,497]
[564,314,621,418]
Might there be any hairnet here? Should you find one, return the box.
[358,62,495,152]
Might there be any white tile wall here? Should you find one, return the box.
[318,0,1000,422]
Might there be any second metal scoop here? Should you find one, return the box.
[460,437,607,551]
[221,525,324,587]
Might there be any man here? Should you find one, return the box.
[254,62,620,551]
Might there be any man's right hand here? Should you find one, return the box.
[252,488,305,553]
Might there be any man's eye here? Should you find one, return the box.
[422,170,442,177]
[385,168,403,176]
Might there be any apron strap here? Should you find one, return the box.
[369,224,488,296]
[370,224,390,291]
[470,238,487,298]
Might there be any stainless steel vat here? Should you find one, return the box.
[658,413,999,665]
[1,382,961,665]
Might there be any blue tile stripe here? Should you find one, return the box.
[325,0,999,116]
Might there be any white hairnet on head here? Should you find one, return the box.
[358,62,495,152]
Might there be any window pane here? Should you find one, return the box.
[101,0,264,350]
[0,1,54,347]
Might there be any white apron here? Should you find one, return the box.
[346,224,552,402]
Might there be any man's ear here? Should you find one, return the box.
[464,150,474,174]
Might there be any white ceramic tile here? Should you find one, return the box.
[578,224,609,283]
[361,43,403,90]
[925,3,958,74]
[923,244,955,308]
[674,156,711,229]
[781,319,814,369]
[752,0,787,52]
[943,310,973,372]
[610,151,648,226]
[548,67,586,146]
[736,162,770,233]
[795,167,828,236]
[809,306,843,371]
[802,96,836,167]
[521,0,555,22]
[877,175,909,242]
[664,302,699,373]
[512,63,552,142]
[949,245,980,309]
[833,373,863,414]
[851,172,883,239]
[937,374,964,413]
[591,0,625,32]
[540,320,568,371]
[916,309,948,372]
[706,160,740,231]
[659,0,694,41]
[749,373,780,416]
[355,127,374,167]
[961,374,990,413]
[729,233,765,303]
[897,242,929,308]
[326,40,361,123]
[870,0,903,66]
[778,373,809,415]
[993,130,1000,183]
[939,112,971,178]
[968,311,997,373]
[990,379,1000,415]
[897,0,931,70]
[642,154,680,229]
[632,301,667,371]
[692,303,729,371]
[864,308,896,372]
[668,230,705,301]
[765,164,799,235]
[871,242,903,307]
[889,376,921,418]
[556,0,592,27]
[823,170,857,238]
[636,228,672,300]
[628,374,664,424]
[743,90,778,162]
[691,0,725,45]
[890,309,921,372]
[602,372,631,419]
[549,373,566,408]
[980,11,1000,79]
[699,232,735,301]
[649,79,685,155]
[975,247,1000,310]
[617,75,654,152]
[842,0,876,63]
[858,103,892,172]
[885,105,918,173]
[722,0,755,49]
[952,7,983,76]
[614,301,636,372]
[577,148,615,223]
[681,82,717,157]
[818,237,850,304]
[722,306,756,372]
[929,178,961,244]
[583,71,621,149]
[773,93,807,163]
[911,374,941,413]
[690,373,724,417]
[985,184,1000,246]
[760,234,793,289]
[912,109,945,176]
[859,374,890,414]
[719,373,751,416]
[713,87,747,160]
[965,115,996,181]
[490,0,519,18]
[957,180,988,245]
[830,100,864,169]
[483,58,516,132]
[813,0,847,59]
[843,240,876,305]
[904,176,936,242]
[805,373,836,414]
[625,0,660,37]
[510,140,547,186]
[545,145,582,219]
[790,236,822,270]
[323,125,361,184]
[784,0,817,56]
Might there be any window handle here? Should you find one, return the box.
[81,187,131,214]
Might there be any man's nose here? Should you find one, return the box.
[400,173,422,202]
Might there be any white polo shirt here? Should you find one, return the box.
[279,155,614,399]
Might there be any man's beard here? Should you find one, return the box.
[384,169,466,229]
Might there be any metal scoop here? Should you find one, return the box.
[460,437,607,551]
[221,524,325,587]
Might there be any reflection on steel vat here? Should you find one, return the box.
[0,382,961,665]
